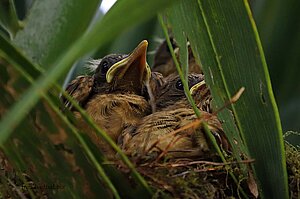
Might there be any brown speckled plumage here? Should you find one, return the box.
[62,75,94,110]
[120,74,227,161]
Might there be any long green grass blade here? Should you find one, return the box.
[0,0,174,145]
[0,0,21,38]
[164,0,288,198]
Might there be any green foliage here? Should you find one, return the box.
[0,0,21,38]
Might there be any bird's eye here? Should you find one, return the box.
[175,79,184,90]
[101,60,109,74]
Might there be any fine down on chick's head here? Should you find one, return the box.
[62,40,152,159]
[120,74,229,161]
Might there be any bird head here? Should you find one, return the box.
[155,73,209,110]
[93,40,151,95]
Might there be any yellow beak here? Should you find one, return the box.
[189,80,206,94]
[106,40,151,86]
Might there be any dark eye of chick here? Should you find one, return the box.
[100,60,109,74]
[175,79,184,90]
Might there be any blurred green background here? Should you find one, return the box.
[253,0,300,134]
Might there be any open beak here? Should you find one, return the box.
[106,40,151,92]
[189,79,211,110]
[189,80,206,95]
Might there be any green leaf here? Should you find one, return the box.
[165,0,288,198]
[13,0,102,66]
[0,0,22,38]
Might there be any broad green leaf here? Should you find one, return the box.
[13,0,102,66]
[165,0,288,198]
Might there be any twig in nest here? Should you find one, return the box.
[172,167,224,177]
[156,159,255,168]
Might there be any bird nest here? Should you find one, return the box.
[114,140,300,199]
[285,142,300,199]
[116,152,257,199]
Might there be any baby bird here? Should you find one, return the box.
[120,74,227,161]
[62,40,152,159]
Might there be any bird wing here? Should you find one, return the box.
[61,75,94,110]
[121,108,203,159]
[121,108,230,160]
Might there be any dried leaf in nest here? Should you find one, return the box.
[247,170,259,198]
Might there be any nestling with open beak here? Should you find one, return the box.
[62,40,153,159]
